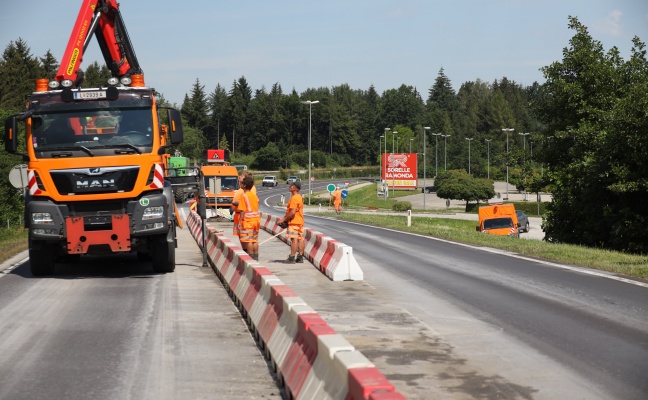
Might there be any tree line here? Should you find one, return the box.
[1,17,646,254]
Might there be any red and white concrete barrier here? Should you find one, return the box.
[259,212,363,281]
[186,210,204,248]
[186,211,404,399]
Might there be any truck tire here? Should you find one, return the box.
[174,188,186,204]
[29,239,55,276]
[152,231,175,273]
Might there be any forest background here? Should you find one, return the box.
[0,17,646,254]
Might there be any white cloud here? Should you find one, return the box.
[593,10,624,37]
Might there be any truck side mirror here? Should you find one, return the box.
[166,109,183,145]
[4,116,18,153]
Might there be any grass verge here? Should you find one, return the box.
[0,228,28,265]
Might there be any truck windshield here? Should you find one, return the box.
[31,108,154,155]
[484,217,514,230]
[204,176,239,192]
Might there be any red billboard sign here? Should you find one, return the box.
[382,153,418,190]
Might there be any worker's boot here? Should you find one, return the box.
[295,254,304,263]
[285,255,295,264]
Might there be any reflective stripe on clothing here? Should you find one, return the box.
[239,221,260,242]
[286,224,304,240]
[232,188,244,236]
[238,191,260,243]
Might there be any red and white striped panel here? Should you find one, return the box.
[149,163,165,189]
[28,170,42,195]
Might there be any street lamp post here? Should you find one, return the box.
[519,132,530,162]
[379,135,384,183]
[409,138,414,153]
[441,134,450,171]
[392,131,398,197]
[519,132,530,200]
[485,139,492,179]
[383,128,390,199]
[423,127,430,209]
[432,133,441,178]
[301,100,319,205]
[502,128,514,199]
[465,137,473,174]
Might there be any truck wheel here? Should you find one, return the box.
[152,232,175,273]
[174,189,185,204]
[29,240,55,276]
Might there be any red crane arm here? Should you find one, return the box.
[55,0,142,85]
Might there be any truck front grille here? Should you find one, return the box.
[50,166,139,195]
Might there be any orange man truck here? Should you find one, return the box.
[476,203,520,238]
[3,0,183,275]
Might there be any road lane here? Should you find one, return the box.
[0,225,281,400]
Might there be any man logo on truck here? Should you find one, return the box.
[75,179,116,189]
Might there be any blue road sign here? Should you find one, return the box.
[341,189,348,199]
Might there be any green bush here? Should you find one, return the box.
[303,195,328,206]
[513,201,548,217]
[465,201,549,216]
[392,201,412,212]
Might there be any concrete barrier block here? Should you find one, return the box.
[346,367,396,400]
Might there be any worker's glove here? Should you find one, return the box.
[278,221,288,229]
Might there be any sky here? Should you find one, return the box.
[2,0,648,106]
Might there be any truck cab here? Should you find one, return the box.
[200,164,240,211]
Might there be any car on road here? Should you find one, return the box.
[286,176,300,185]
[262,175,278,187]
[421,185,437,193]
[516,210,530,233]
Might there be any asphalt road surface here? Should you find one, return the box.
[0,225,281,400]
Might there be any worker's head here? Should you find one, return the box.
[242,176,254,190]
[45,118,76,144]
[290,181,301,192]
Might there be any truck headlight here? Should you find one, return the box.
[32,212,54,224]
[143,206,164,220]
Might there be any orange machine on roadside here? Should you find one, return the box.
[476,203,520,238]
[4,0,183,275]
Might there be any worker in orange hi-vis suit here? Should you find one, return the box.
[333,186,342,215]
[277,181,305,264]
[232,171,256,252]
[237,175,260,261]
